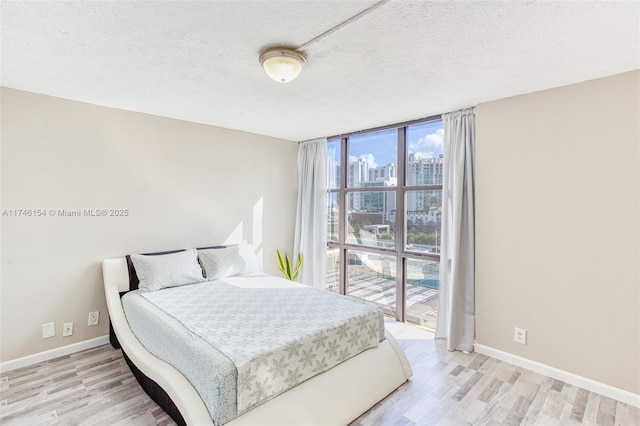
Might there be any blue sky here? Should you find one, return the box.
[344,120,444,168]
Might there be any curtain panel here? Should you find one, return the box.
[435,108,476,352]
[294,138,328,288]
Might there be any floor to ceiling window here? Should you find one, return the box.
[326,117,443,330]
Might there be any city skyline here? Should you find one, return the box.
[346,120,443,169]
[327,120,443,191]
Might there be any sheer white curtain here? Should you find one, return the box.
[436,108,476,352]
[294,138,328,289]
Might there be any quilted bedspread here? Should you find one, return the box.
[127,273,384,422]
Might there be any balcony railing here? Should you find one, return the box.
[326,249,438,330]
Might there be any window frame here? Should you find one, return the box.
[327,115,442,322]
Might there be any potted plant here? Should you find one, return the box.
[276,250,303,281]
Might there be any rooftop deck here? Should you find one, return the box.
[326,265,439,330]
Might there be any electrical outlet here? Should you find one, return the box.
[42,322,55,339]
[514,327,527,345]
[88,311,99,326]
[62,322,73,337]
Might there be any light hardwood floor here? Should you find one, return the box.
[2,321,639,425]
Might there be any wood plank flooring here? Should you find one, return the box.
[2,320,639,425]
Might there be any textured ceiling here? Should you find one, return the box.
[1,1,639,141]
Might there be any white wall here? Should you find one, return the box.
[0,88,298,362]
[475,70,639,394]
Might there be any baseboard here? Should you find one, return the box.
[0,335,110,373]
[474,343,640,408]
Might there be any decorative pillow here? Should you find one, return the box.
[130,248,205,292]
[199,241,261,280]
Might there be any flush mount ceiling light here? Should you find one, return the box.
[259,48,307,83]
[259,0,390,83]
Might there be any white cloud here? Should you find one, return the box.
[349,153,378,168]
[409,128,444,159]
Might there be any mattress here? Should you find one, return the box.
[121,273,385,425]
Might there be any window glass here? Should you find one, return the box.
[346,250,397,317]
[405,258,439,329]
[347,129,397,188]
[405,189,442,253]
[326,247,339,292]
[327,192,339,242]
[327,139,341,189]
[347,191,396,249]
[406,121,444,186]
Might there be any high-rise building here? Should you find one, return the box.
[406,154,443,211]
[407,154,443,185]
[345,155,443,215]
[348,158,368,210]
[348,160,397,220]
[348,158,368,187]
[368,163,396,181]
[360,180,396,221]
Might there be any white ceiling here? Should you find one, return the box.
[1,1,639,141]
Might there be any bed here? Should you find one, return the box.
[102,243,412,425]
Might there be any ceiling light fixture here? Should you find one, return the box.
[259,0,390,83]
[259,48,307,83]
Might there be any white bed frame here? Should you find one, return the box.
[103,257,413,425]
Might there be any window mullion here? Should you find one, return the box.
[395,127,407,322]
[338,137,348,295]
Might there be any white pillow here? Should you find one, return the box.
[130,249,205,292]
[199,241,261,280]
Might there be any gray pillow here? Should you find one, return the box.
[199,241,261,280]
[130,248,205,292]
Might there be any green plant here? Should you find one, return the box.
[276,250,303,281]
